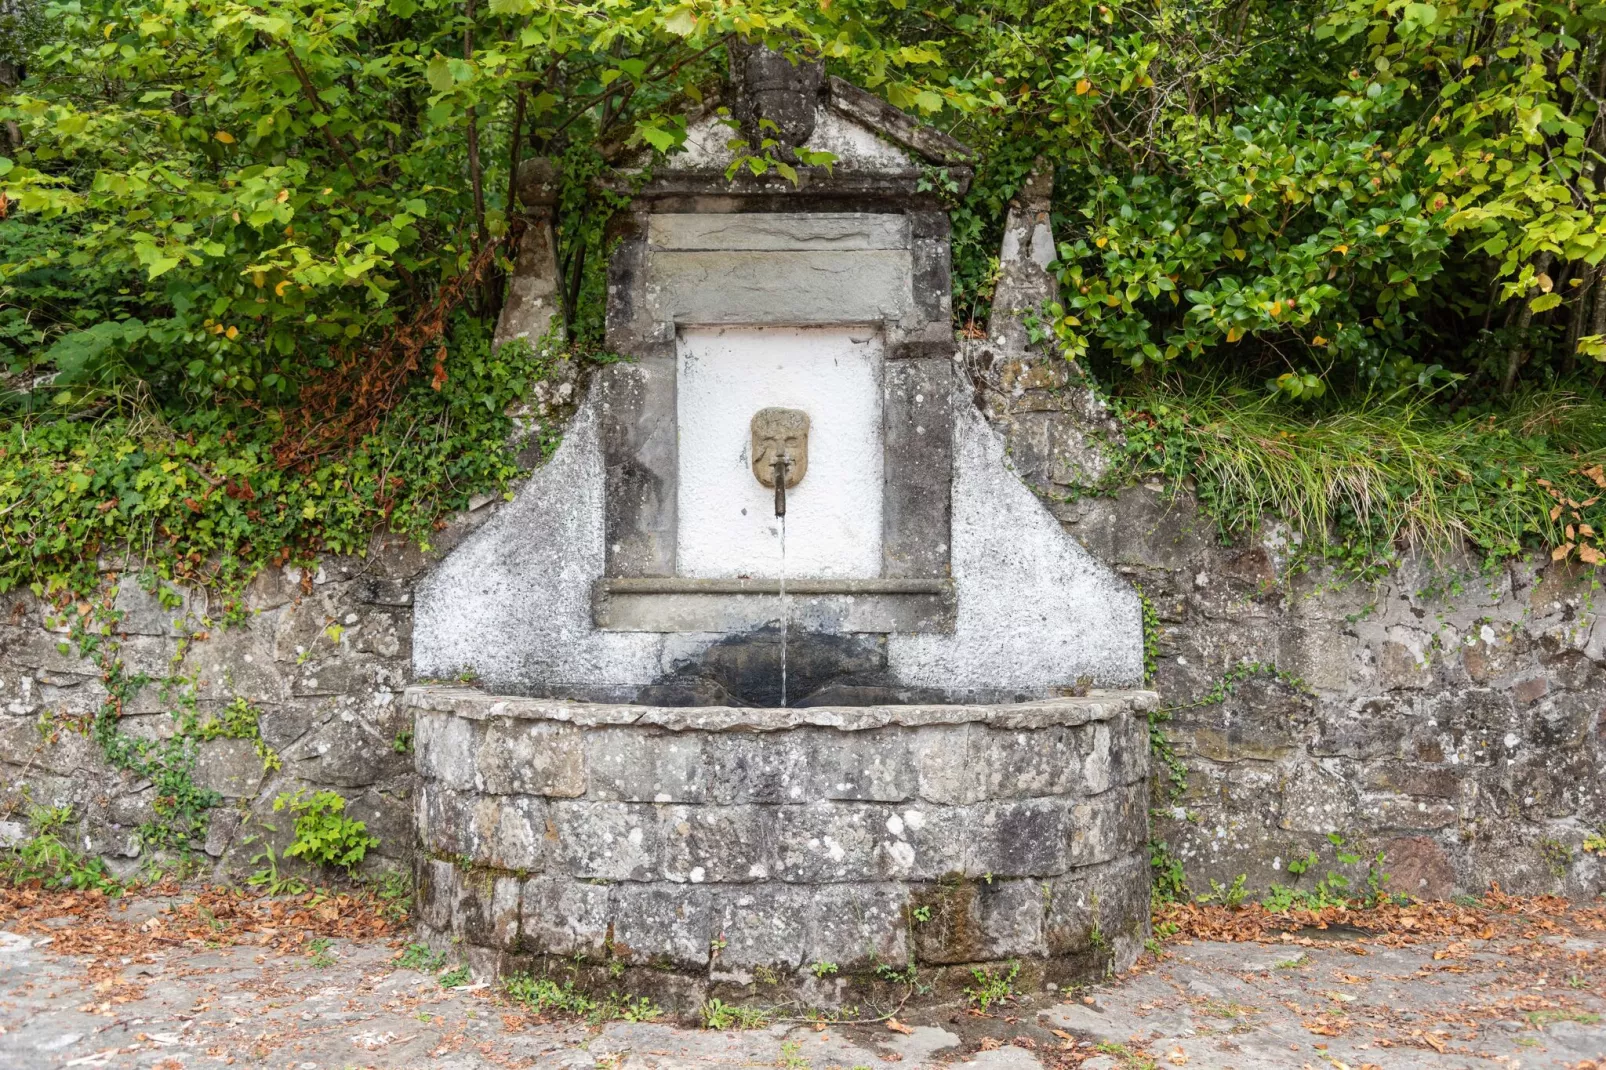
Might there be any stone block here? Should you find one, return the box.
[1044,855,1149,965]
[802,883,909,970]
[1382,836,1457,900]
[969,798,1072,877]
[1107,710,1150,788]
[414,711,478,791]
[475,720,585,797]
[802,728,916,802]
[1357,792,1458,832]
[978,726,1081,798]
[1068,784,1145,869]
[912,724,987,804]
[190,739,265,799]
[584,728,707,802]
[710,885,809,973]
[647,212,911,252]
[611,884,712,969]
[520,877,612,957]
[703,732,809,804]
[911,877,1046,964]
[773,802,880,883]
[1310,696,1410,760]
[416,857,457,932]
[1081,722,1114,794]
[646,249,914,326]
[476,794,551,872]
[281,712,406,789]
[661,805,777,883]
[874,803,970,880]
[553,802,660,881]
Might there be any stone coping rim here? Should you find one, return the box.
[404,684,1157,732]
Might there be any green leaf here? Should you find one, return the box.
[426,55,454,95]
[663,8,697,36]
[0,157,12,177]
[913,90,944,113]
[1529,292,1563,313]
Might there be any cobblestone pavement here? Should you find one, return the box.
[0,891,1602,1070]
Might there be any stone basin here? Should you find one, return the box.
[408,684,1156,1010]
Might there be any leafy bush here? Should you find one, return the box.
[274,789,378,874]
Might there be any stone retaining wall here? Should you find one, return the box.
[408,686,1154,1007]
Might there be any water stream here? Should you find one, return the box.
[778,514,789,706]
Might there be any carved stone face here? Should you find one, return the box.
[750,407,809,489]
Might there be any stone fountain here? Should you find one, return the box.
[405,48,1154,1009]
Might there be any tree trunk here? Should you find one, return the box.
[0,58,21,151]
[1502,250,1555,394]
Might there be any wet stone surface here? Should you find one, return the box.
[1,897,1603,1069]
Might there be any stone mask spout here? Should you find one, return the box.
[751,407,809,518]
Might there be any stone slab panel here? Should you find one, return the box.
[648,212,910,252]
[647,250,913,325]
[553,802,661,881]
[611,884,712,970]
[519,876,612,957]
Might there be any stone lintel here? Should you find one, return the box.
[591,577,953,634]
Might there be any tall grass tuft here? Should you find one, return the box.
[1114,387,1606,573]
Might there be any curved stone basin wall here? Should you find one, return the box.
[407,685,1154,1009]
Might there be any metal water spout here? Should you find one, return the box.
[771,455,790,517]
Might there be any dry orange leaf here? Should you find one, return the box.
[886,1018,913,1035]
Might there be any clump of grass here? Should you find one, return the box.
[1114,386,1606,575]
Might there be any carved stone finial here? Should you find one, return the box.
[729,41,824,160]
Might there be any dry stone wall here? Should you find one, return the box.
[978,367,1606,901]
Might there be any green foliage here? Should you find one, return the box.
[1149,838,1188,905]
[963,959,1020,1014]
[437,965,471,987]
[1196,873,1250,909]
[397,942,446,972]
[503,975,663,1023]
[244,840,308,896]
[810,960,839,978]
[0,805,123,893]
[700,998,769,1030]
[0,328,559,598]
[274,789,379,873]
[0,0,950,405]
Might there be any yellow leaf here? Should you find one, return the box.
[1333,244,1348,255]
[1226,327,1243,343]
[1313,335,1328,346]
[1242,192,1253,206]
[214,131,235,144]
[252,271,265,288]
[224,325,238,340]
[1075,79,1092,95]
[1095,236,1108,248]
[276,189,289,203]
[275,279,290,297]
[1268,302,1281,318]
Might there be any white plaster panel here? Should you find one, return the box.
[887,385,1145,688]
[647,249,913,325]
[676,327,884,580]
[648,213,910,252]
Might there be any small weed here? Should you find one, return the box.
[392,727,414,754]
[397,943,446,972]
[1273,957,1305,969]
[964,960,1020,1014]
[1583,831,1606,855]
[1197,873,1249,909]
[438,965,471,988]
[811,961,839,978]
[1526,1009,1601,1028]
[307,936,336,968]
[1093,1042,1158,1069]
[1538,837,1573,879]
[369,868,413,923]
[701,998,769,1030]
[777,1040,808,1070]
[910,905,932,923]
[874,961,919,986]
[244,841,309,896]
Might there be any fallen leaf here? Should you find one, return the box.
[886,1018,913,1035]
